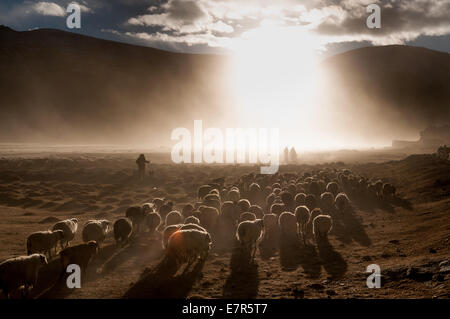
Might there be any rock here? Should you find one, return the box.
[429,248,437,254]
[326,289,337,296]
[438,260,450,274]
[362,256,372,262]
[292,288,304,299]
[308,283,325,290]
[406,267,433,282]
[389,239,400,245]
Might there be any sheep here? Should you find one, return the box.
[125,206,147,234]
[273,188,282,195]
[237,199,251,213]
[266,192,276,209]
[239,212,257,222]
[367,183,378,199]
[198,185,213,200]
[204,193,220,203]
[374,180,383,198]
[166,229,212,267]
[307,208,323,240]
[295,205,310,245]
[165,210,183,226]
[227,189,240,202]
[335,193,350,213]
[248,205,264,218]
[27,230,64,259]
[0,254,47,299]
[162,224,183,249]
[180,223,207,233]
[259,213,279,254]
[184,216,200,225]
[209,188,220,195]
[203,197,221,211]
[182,204,194,218]
[141,202,155,214]
[305,194,317,211]
[313,215,333,244]
[159,201,174,221]
[382,183,396,199]
[287,184,297,197]
[82,220,112,248]
[152,198,165,210]
[113,218,133,246]
[198,206,219,232]
[308,181,321,197]
[278,212,297,237]
[326,182,339,196]
[270,202,284,216]
[146,212,162,234]
[236,219,264,262]
[295,193,307,206]
[60,241,98,277]
[280,191,295,212]
[320,192,335,213]
[51,218,78,249]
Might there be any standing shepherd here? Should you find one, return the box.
[136,154,150,181]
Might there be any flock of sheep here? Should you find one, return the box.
[0,167,396,299]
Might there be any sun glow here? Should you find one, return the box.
[228,24,329,150]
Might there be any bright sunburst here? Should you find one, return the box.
[228,24,329,150]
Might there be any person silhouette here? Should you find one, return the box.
[136,154,150,181]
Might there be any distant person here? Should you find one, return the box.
[136,154,150,181]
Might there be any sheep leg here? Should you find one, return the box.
[251,243,257,263]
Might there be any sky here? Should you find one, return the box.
[1,0,450,57]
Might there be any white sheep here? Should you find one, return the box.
[0,254,47,299]
[52,218,78,249]
[113,218,133,245]
[184,216,200,225]
[313,215,333,244]
[165,210,183,226]
[236,219,264,262]
[146,212,162,234]
[295,205,310,244]
[166,229,212,267]
[27,230,64,259]
[60,241,98,276]
[335,193,350,213]
[82,220,112,248]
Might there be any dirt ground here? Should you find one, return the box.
[0,152,449,299]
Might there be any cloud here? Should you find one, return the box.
[1,0,450,54]
[120,0,450,51]
[31,2,66,17]
[312,0,450,45]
